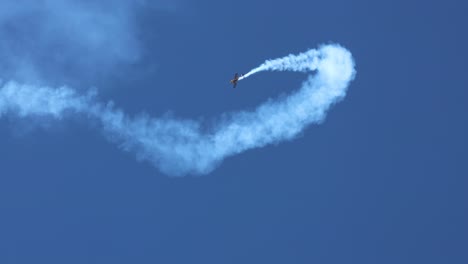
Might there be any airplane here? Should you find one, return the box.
[230,73,242,88]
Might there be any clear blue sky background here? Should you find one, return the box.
[0,0,467,263]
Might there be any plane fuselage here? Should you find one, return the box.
[230,73,240,88]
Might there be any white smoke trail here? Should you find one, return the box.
[0,44,355,176]
[239,49,321,80]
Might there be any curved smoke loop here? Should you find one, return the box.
[0,44,355,176]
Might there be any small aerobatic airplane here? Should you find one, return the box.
[230,73,243,88]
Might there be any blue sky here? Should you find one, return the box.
[0,0,467,263]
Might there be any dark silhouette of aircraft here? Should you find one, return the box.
[230,73,242,88]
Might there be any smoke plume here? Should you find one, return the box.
[0,44,355,176]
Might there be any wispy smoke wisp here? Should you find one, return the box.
[0,44,355,176]
[0,0,176,87]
